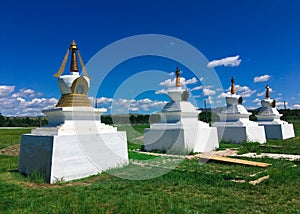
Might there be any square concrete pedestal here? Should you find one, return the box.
[18,107,128,183]
[258,123,295,140]
[213,124,266,144]
[144,122,219,154]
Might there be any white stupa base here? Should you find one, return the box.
[18,107,128,183]
[256,113,295,140]
[144,121,219,154]
[213,120,266,144]
[257,121,295,140]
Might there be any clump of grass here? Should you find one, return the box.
[218,141,242,150]
[237,142,261,155]
[28,171,47,184]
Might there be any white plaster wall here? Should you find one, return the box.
[144,128,185,154]
[144,122,219,154]
[193,127,219,153]
[214,126,266,144]
[260,124,295,140]
[19,132,128,184]
[18,135,54,182]
[245,126,266,144]
[282,124,295,139]
[19,107,128,183]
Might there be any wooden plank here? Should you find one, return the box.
[199,155,271,168]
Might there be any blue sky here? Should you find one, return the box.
[0,0,300,116]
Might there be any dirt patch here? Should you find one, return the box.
[21,181,90,189]
[0,144,20,156]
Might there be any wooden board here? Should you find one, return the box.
[199,155,271,168]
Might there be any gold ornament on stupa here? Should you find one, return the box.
[265,84,270,99]
[175,66,181,87]
[54,40,92,107]
[230,76,236,95]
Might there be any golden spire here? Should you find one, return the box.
[70,40,79,72]
[53,40,90,78]
[230,76,236,94]
[265,84,270,99]
[175,66,181,87]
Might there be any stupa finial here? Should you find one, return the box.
[70,40,79,72]
[53,40,90,78]
[175,66,181,87]
[230,76,236,94]
[265,84,270,99]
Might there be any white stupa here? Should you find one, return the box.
[256,85,295,139]
[212,77,266,144]
[18,40,128,183]
[143,67,219,154]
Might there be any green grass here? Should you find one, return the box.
[0,129,31,149]
[118,124,149,150]
[0,123,300,213]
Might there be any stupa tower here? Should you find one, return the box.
[212,77,266,144]
[54,40,92,107]
[18,41,128,183]
[256,84,295,139]
[143,67,219,154]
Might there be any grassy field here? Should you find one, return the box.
[0,123,300,213]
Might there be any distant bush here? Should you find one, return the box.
[279,109,300,121]
[0,113,47,127]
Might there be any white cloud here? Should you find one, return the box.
[159,77,197,88]
[96,97,167,113]
[253,98,261,105]
[276,101,287,108]
[0,85,15,97]
[217,92,231,98]
[278,93,282,96]
[292,104,300,109]
[160,79,175,87]
[257,88,272,97]
[207,55,241,68]
[0,85,57,116]
[217,85,256,99]
[203,88,216,96]
[155,89,168,94]
[206,96,214,104]
[253,75,271,83]
[129,107,139,111]
[190,86,203,91]
[257,91,265,97]
[253,98,261,103]
[12,88,43,99]
[184,77,198,85]
[96,97,113,105]
[234,85,256,97]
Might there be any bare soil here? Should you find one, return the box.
[0,144,20,156]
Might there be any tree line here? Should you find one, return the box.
[1,109,300,127]
[0,114,47,127]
